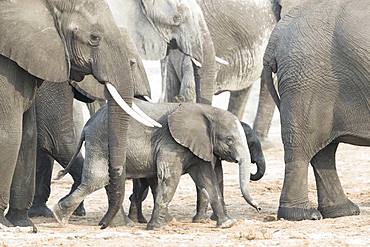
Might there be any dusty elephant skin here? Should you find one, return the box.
[263,0,370,221]
[54,99,261,229]
[0,0,162,231]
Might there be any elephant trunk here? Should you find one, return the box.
[235,120,261,211]
[240,122,266,181]
[238,158,261,212]
[194,19,216,105]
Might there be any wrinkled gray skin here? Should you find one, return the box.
[109,0,217,105]
[53,99,261,229]
[0,0,146,230]
[162,0,277,138]
[29,34,152,219]
[28,83,88,218]
[263,0,370,221]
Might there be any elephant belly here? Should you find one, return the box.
[126,140,156,179]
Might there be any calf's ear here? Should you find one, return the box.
[168,103,213,162]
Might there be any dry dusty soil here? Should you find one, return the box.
[1,62,369,246]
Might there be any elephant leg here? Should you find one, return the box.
[128,178,150,223]
[53,183,102,225]
[311,142,360,218]
[188,163,235,228]
[29,149,54,218]
[56,153,86,217]
[227,87,251,120]
[7,104,37,230]
[253,75,275,145]
[278,158,322,221]
[210,160,226,221]
[0,114,22,228]
[147,159,182,230]
[192,186,210,223]
[107,194,134,228]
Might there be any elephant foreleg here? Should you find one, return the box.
[7,104,37,231]
[227,87,252,120]
[312,142,360,218]
[188,163,235,228]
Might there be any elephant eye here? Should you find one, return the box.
[226,136,234,146]
[89,33,101,47]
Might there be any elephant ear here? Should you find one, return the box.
[168,103,213,162]
[0,0,69,82]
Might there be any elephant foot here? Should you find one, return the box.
[277,207,322,221]
[0,213,13,227]
[72,202,86,217]
[52,202,73,225]
[217,218,237,229]
[5,209,37,233]
[28,204,54,218]
[192,213,209,223]
[128,213,147,223]
[109,211,134,228]
[146,220,164,230]
[319,200,360,219]
[128,203,147,223]
[210,213,218,221]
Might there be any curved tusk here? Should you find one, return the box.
[106,83,160,128]
[132,102,162,128]
[143,95,154,103]
[191,58,202,68]
[215,56,229,65]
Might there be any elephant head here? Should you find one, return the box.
[0,0,160,228]
[168,104,260,211]
[108,0,217,104]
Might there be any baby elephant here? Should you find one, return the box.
[53,99,260,229]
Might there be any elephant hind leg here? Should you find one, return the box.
[312,142,360,218]
[128,178,150,223]
[227,87,251,120]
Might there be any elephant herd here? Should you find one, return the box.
[0,0,368,233]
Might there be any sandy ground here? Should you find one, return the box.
[1,61,369,246]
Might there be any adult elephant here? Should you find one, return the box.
[108,0,217,105]
[0,0,159,230]
[263,0,370,221]
[160,0,277,143]
[30,27,153,219]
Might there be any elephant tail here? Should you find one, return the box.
[262,66,280,110]
[55,130,85,180]
[240,122,266,181]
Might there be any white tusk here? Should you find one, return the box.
[132,103,162,128]
[191,58,202,68]
[143,95,154,103]
[215,56,229,65]
[106,83,160,128]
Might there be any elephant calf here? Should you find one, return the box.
[53,99,261,229]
